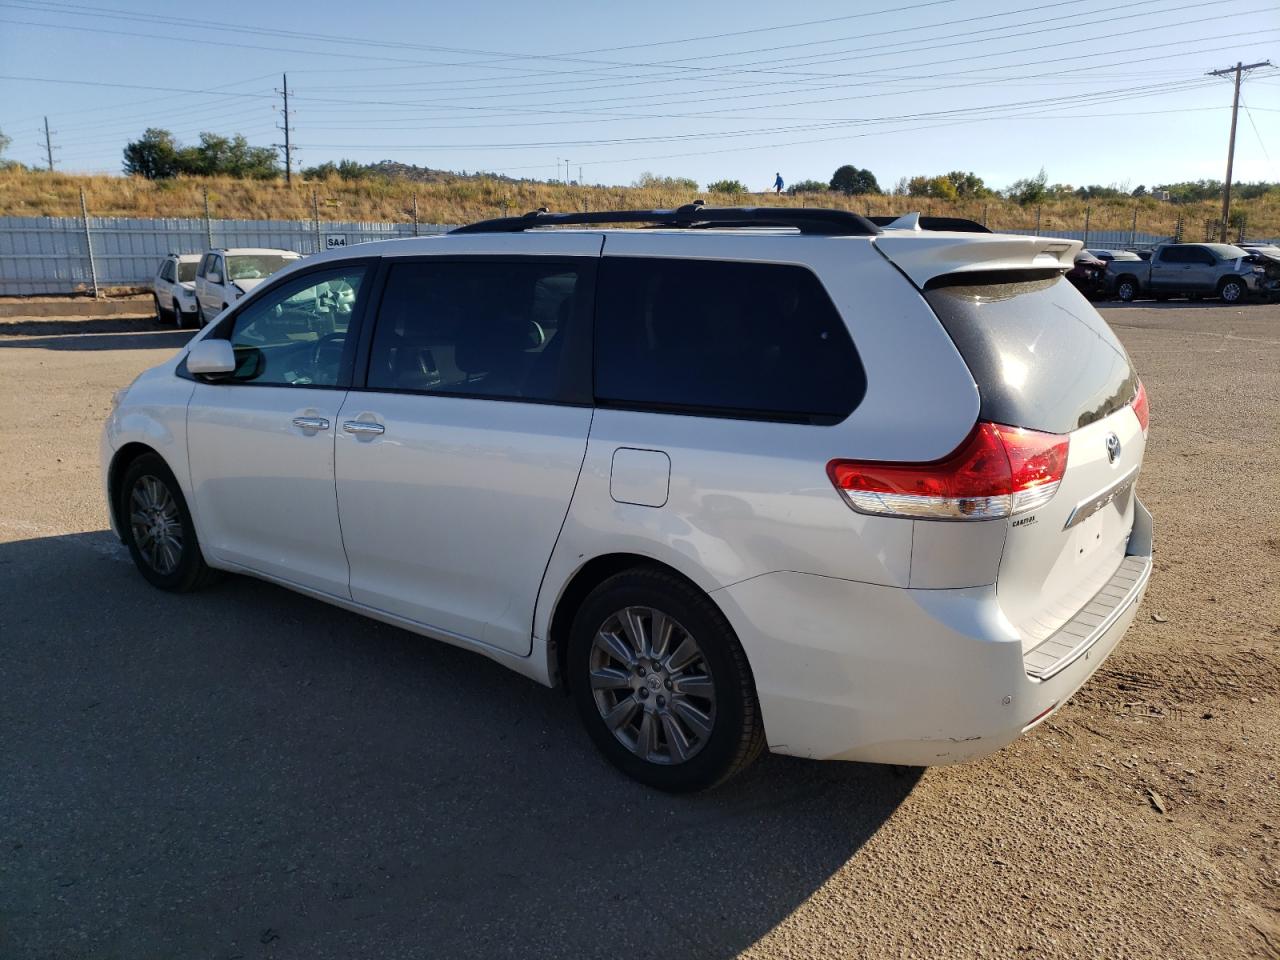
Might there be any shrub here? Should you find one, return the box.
[786,179,828,195]
[707,179,747,195]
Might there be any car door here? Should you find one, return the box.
[333,235,601,655]
[1149,246,1185,291]
[195,253,215,319]
[1184,246,1217,291]
[186,261,373,597]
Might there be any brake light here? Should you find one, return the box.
[1131,379,1149,434]
[827,422,1069,521]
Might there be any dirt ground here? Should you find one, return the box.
[0,302,1277,959]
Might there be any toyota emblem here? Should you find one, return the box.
[1105,432,1122,464]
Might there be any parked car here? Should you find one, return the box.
[1066,249,1108,299]
[152,253,202,327]
[1087,249,1142,264]
[1241,243,1280,259]
[1109,242,1266,303]
[194,248,302,326]
[102,207,1153,791]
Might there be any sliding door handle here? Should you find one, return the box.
[343,420,385,436]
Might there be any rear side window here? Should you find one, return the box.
[594,257,864,424]
[924,274,1135,435]
[365,259,592,404]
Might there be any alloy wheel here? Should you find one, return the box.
[588,606,716,765]
[128,475,184,575]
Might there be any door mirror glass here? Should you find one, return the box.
[207,271,222,284]
[187,339,237,377]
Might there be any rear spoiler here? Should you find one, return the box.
[873,232,1082,289]
[868,214,991,233]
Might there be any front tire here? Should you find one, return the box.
[119,453,217,592]
[1219,278,1246,304]
[568,567,765,792]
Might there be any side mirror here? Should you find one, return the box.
[208,271,222,284]
[187,339,237,377]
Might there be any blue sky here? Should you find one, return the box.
[1,0,1277,191]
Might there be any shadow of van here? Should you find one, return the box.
[0,531,919,959]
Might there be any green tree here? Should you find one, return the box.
[1005,167,1048,205]
[905,175,958,200]
[707,179,747,195]
[123,128,181,179]
[302,161,339,180]
[337,159,366,181]
[785,179,828,195]
[1132,184,1147,198]
[944,170,990,198]
[829,164,879,195]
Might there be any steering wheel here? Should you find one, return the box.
[311,332,346,378]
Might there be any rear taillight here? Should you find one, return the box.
[1131,379,1149,434]
[827,422,1069,521]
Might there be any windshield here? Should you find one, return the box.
[1203,243,1248,260]
[227,254,296,282]
[177,261,198,282]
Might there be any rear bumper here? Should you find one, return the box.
[716,500,1153,766]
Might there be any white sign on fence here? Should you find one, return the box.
[325,235,348,249]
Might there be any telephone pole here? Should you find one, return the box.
[275,73,295,184]
[42,116,54,171]
[1207,60,1272,243]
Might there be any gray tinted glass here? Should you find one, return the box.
[924,274,1135,435]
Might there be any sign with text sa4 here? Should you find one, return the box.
[325,235,347,249]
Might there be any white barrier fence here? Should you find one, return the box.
[0,215,1175,297]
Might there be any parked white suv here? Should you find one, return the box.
[102,206,1153,791]
[152,253,201,327]
[194,248,302,326]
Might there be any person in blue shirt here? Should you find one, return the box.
[774,172,784,194]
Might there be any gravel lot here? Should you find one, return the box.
[1,303,1277,960]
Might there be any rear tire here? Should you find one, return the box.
[568,566,765,792]
[1219,278,1246,304]
[118,453,218,592]
[1116,277,1138,302]
[153,294,169,324]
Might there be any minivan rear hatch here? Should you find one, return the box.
[878,233,1147,674]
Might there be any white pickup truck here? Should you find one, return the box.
[1109,242,1266,303]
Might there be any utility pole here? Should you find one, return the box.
[1207,59,1272,242]
[42,116,55,171]
[275,73,295,185]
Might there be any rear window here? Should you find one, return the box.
[924,273,1135,435]
[594,257,864,424]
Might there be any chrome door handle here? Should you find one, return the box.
[292,416,330,431]
[343,420,385,436]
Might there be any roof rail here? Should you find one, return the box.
[451,203,881,236]
[868,214,991,234]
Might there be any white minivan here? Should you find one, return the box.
[103,207,1153,791]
